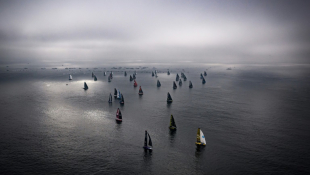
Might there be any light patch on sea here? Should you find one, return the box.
[84,110,111,123]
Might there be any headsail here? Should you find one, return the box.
[148,133,152,147]
[200,129,206,145]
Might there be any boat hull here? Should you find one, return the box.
[169,126,177,130]
[138,93,143,95]
[116,119,122,122]
[195,142,206,146]
[143,146,152,150]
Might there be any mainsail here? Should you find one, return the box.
[157,80,161,87]
[169,115,177,130]
[84,82,88,90]
[173,81,177,89]
[69,74,72,80]
[114,88,117,97]
[167,92,173,103]
[139,86,143,95]
[108,93,112,103]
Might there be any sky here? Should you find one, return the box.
[0,0,309,64]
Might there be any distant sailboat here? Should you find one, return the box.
[169,115,177,130]
[184,75,187,81]
[179,79,182,86]
[195,128,206,146]
[157,80,161,87]
[200,73,203,79]
[176,74,179,81]
[83,82,88,90]
[103,71,106,76]
[120,94,124,104]
[114,88,118,97]
[202,77,206,84]
[143,130,153,150]
[124,71,127,76]
[69,74,72,80]
[167,70,170,75]
[133,74,136,80]
[204,71,207,76]
[108,93,112,103]
[138,86,143,95]
[167,92,173,103]
[94,75,97,81]
[130,75,133,81]
[108,75,111,82]
[189,81,193,88]
[116,108,122,122]
[152,72,154,77]
[155,73,158,78]
[173,81,177,89]
[134,80,138,87]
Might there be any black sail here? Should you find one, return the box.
[144,131,148,147]
[148,133,152,147]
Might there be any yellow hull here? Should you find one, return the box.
[195,142,206,146]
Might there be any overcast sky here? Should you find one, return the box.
[0,0,309,64]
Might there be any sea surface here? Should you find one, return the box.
[0,63,310,174]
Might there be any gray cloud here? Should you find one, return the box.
[0,0,309,64]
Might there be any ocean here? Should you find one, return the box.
[0,63,309,174]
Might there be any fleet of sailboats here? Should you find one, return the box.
[66,69,209,150]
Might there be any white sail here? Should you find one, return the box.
[200,130,206,145]
[117,90,120,99]
[69,75,72,80]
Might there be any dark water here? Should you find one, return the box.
[1,64,310,174]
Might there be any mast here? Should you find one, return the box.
[144,131,148,147]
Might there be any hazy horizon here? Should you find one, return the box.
[1,0,309,64]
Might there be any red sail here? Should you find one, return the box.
[134,80,138,87]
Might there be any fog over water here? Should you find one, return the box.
[0,0,310,64]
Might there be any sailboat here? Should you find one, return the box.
[133,74,136,79]
[189,81,193,88]
[134,71,137,75]
[133,80,138,87]
[195,128,206,146]
[108,93,112,103]
[157,80,161,87]
[69,74,72,80]
[143,130,153,150]
[103,71,106,76]
[200,73,203,79]
[169,115,177,130]
[202,77,206,84]
[114,88,118,97]
[130,75,133,81]
[116,108,122,122]
[108,75,111,82]
[173,81,177,89]
[204,71,207,76]
[94,75,97,81]
[120,94,124,104]
[176,74,179,81]
[83,82,88,90]
[179,79,182,86]
[152,72,154,77]
[155,73,158,78]
[124,71,127,76]
[184,75,187,81]
[138,86,143,95]
[167,92,173,103]
[167,70,170,75]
